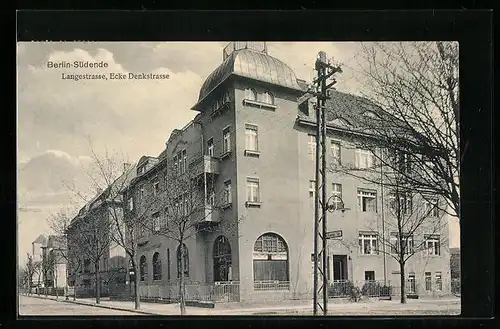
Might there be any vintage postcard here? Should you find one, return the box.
[17,41,461,316]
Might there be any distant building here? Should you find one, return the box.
[66,164,136,297]
[122,41,451,303]
[42,235,67,289]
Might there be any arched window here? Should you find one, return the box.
[261,91,274,105]
[139,255,147,281]
[152,252,162,280]
[245,88,257,101]
[213,236,232,282]
[177,244,189,278]
[253,233,289,289]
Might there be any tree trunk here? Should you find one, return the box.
[179,242,186,315]
[133,260,140,310]
[54,265,59,299]
[399,262,406,304]
[95,263,101,304]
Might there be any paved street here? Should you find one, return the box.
[18,295,143,316]
[17,294,460,316]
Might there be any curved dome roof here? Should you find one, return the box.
[197,48,302,103]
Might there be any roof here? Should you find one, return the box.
[47,235,66,249]
[196,48,302,107]
[297,89,413,140]
[32,234,47,245]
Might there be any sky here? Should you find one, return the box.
[16,41,460,266]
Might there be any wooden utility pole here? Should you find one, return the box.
[311,51,342,316]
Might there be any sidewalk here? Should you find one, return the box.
[21,294,460,316]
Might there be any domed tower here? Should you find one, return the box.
[193,42,310,303]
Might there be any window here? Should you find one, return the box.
[245,88,257,101]
[139,187,145,201]
[390,232,414,254]
[357,189,377,212]
[246,178,260,203]
[308,135,316,161]
[161,207,168,228]
[213,236,232,282]
[408,273,416,293]
[153,180,160,196]
[364,271,375,281]
[207,138,214,157]
[166,249,171,280]
[424,160,436,180]
[208,191,215,206]
[331,140,341,165]
[261,91,274,105]
[435,272,442,291]
[152,212,160,232]
[396,152,411,174]
[425,234,441,256]
[152,252,162,281]
[177,244,189,278]
[425,272,432,291]
[128,198,134,211]
[173,155,178,174]
[223,127,231,154]
[423,198,439,217]
[358,233,378,255]
[245,124,259,152]
[176,149,187,174]
[139,255,147,281]
[389,192,413,215]
[253,233,289,288]
[355,148,375,169]
[332,183,343,210]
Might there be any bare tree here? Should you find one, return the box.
[346,164,448,304]
[23,254,40,296]
[335,41,459,220]
[47,206,83,300]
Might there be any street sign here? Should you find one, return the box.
[326,230,342,239]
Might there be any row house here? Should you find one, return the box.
[66,164,135,297]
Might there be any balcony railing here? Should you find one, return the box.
[189,155,220,177]
[192,205,220,224]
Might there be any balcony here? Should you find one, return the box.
[190,155,220,177]
[193,205,220,225]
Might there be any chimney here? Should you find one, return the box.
[123,162,132,172]
[96,187,103,195]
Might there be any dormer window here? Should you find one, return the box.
[261,92,274,105]
[245,88,258,101]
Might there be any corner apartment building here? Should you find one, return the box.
[126,42,451,303]
[66,164,135,297]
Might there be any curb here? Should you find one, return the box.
[22,294,155,315]
[62,299,156,315]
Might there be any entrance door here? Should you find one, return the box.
[332,255,348,281]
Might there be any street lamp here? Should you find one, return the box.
[324,195,350,312]
[326,195,350,213]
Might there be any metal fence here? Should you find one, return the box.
[253,281,290,291]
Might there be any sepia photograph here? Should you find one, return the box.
[17,40,461,316]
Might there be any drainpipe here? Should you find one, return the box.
[380,151,387,285]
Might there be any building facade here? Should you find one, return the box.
[66,165,135,297]
[124,42,452,303]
